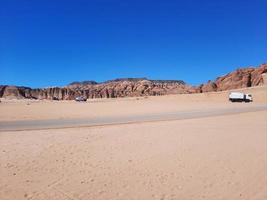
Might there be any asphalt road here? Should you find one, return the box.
[1,104,267,132]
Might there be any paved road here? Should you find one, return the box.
[1,104,267,132]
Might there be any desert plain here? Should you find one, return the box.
[0,86,267,200]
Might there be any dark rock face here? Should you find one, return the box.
[0,85,7,97]
[1,64,266,100]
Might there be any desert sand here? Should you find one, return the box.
[1,86,267,200]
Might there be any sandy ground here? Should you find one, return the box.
[1,111,267,200]
[0,86,267,200]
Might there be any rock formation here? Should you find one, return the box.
[0,78,191,100]
[0,64,266,100]
[199,63,267,92]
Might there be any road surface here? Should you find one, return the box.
[1,104,267,132]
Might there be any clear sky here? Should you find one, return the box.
[1,0,267,88]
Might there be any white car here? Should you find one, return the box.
[75,96,87,102]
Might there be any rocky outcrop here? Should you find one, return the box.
[0,85,6,97]
[200,81,218,93]
[1,64,266,100]
[1,86,32,99]
[0,78,191,100]
[199,64,267,92]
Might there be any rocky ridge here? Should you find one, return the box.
[0,78,191,100]
[1,64,266,100]
[198,63,267,92]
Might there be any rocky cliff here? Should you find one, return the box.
[1,64,266,100]
[198,63,267,92]
[0,78,193,100]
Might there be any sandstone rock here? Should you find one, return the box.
[200,63,267,92]
[262,73,267,85]
[0,78,190,100]
[1,86,25,99]
[251,64,267,86]
[201,81,217,92]
[215,68,254,91]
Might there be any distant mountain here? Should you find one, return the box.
[68,80,97,86]
[0,64,266,100]
[69,78,185,85]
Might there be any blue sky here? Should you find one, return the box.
[1,0,267,88]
